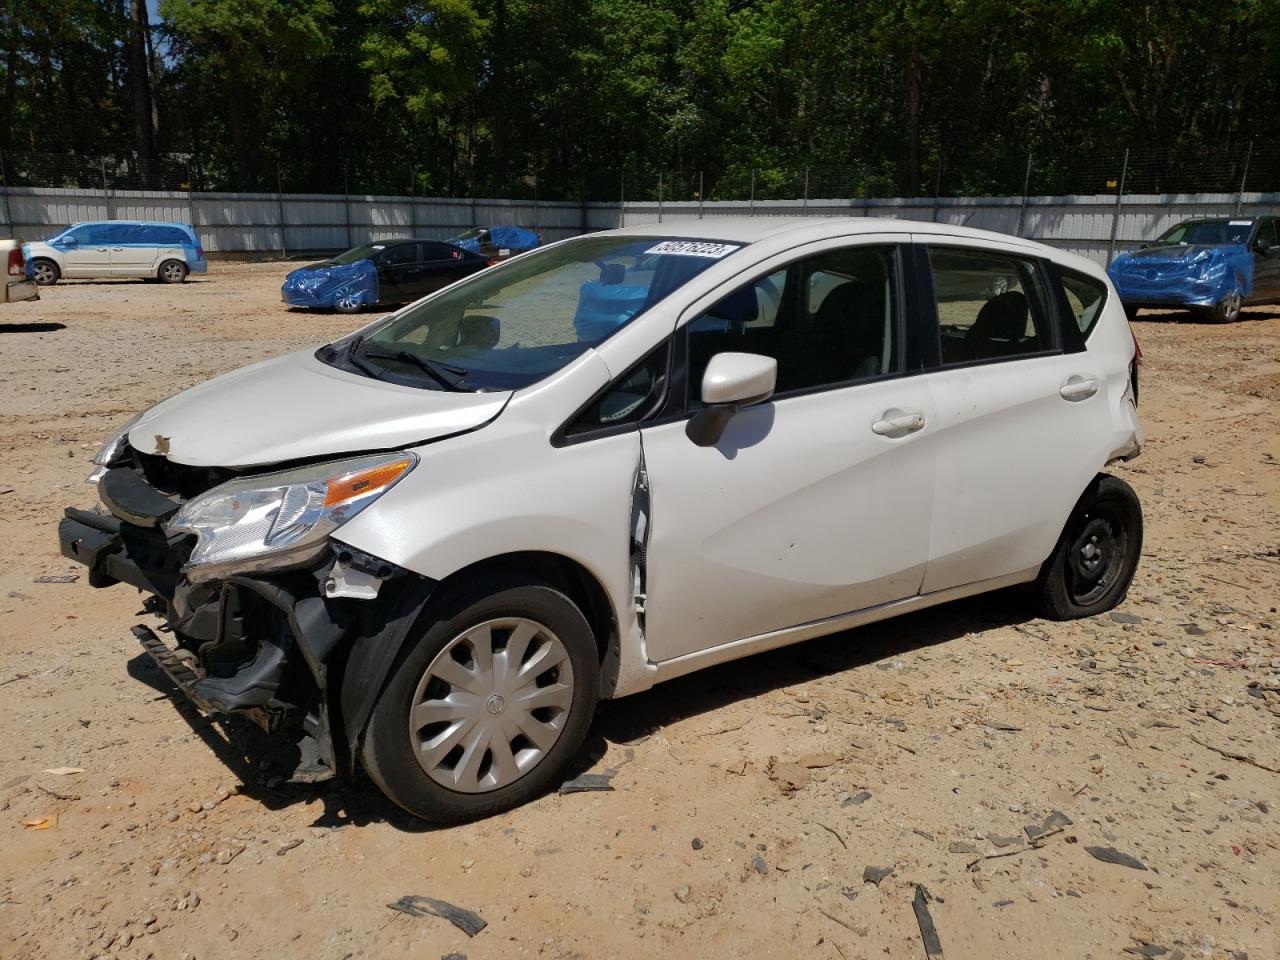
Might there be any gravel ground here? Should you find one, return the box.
[1,264,1277,960]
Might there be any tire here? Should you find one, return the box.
[158,259,188,283]
[1209,288,1242,323]
[30,258,60,285]
[362,579,600,823]
[333,290,364,313]
[1032,474,1143,621]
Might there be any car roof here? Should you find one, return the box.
[600,216,1109,280]
[604,216,1049,250]
[1174,216,1257,224]
[71,220,194,229]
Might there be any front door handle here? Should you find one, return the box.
[1060,375,1100,402]
[871,408,926,438]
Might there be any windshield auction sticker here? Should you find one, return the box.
[645,240,739,258]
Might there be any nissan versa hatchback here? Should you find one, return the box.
[58,219,1144,823]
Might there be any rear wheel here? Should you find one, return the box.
[158,259,188,283]
[362,579,599,823]
[30,259,59,285]
[1032,474,1143,620]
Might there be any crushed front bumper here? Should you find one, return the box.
[59,461,435,784]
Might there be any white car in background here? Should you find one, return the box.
[25,220,207,284]
[2,238,39,303]
[59,218,1143,823]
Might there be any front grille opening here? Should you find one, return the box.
[130,446,236,500]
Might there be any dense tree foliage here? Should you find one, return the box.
[2,0,1277,196]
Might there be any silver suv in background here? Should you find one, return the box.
[59,219,1143,822]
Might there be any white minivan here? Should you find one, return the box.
[59,218,1143,822]
[25,220,207,284]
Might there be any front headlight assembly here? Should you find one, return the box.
[168,451,417,582]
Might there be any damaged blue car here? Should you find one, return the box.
[282,239,488,312]
[1108,216,1280,323]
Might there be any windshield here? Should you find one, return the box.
[328,234,742,391]
[328,243,386,265]
[1155,220,1252,246]
[453,228,486,241]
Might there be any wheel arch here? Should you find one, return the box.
[336,549,620,763]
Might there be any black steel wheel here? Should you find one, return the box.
[1032,474,1143,620]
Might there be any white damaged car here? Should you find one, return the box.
[59,218,1143,822]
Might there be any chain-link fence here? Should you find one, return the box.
[623,143,1280,205]
[5,142,1277,203]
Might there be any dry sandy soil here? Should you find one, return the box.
[1,264,1277,960]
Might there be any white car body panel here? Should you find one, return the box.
[120,217,1139,700]
[124,350,511,468]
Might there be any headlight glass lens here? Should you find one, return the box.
[169,451,416,579]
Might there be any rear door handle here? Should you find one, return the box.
[871,409,926,438]
[1060,375,1099,402]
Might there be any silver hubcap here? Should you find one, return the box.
[162,263,183,280]
[34,263,54,282]
[409,617,574,793]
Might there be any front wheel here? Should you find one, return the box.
[30,258,60,285]
[1209,288,1242,323]
[158,259,188,283]
[362,580,600,823]
[1032,474,1143,621]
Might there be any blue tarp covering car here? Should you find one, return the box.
[1108,217,1280,323]
[282,254,379,312]
[451,226,542,260]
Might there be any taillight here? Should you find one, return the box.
[7,247,23,277]
[486,258,499,267]
[195,245,206,260]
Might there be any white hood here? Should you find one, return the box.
[127,350,510,468]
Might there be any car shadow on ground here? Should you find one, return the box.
[0,322,65,333]
[1133,306,1280,324]
[125,587,1040,832]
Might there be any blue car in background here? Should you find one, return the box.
[450,225,542,263]
[1108,216,1280,323]
[282,238,487,312]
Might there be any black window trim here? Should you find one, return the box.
[919,242,1065,372]
[1047,260,1109,351]
[551,338,675,447]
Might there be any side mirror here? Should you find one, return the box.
[686,352,777,447]
[61,236,78,247]
[1256,238,1272,256]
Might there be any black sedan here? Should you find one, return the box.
[282,239,489,312]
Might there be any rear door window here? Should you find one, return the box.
[927,247,1056,364]
[1058,270,1108,338]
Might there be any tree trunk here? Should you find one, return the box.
[906,55,922,195]
[126,0,156,164]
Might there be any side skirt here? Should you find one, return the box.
[640,567,1040,689]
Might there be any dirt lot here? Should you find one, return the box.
[1,264,1277,960]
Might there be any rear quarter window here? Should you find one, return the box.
[1058,270,1108,339]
